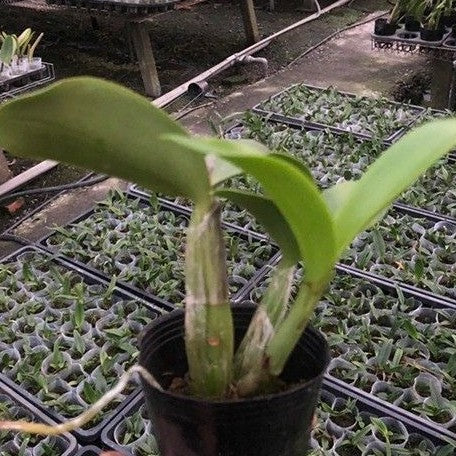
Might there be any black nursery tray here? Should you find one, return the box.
[243,261,456,441]
[223,120,456,224]
[0,246,169,443]
[0,380,78,455]
[0,63,55,100]
[39,192,277,305]
[99,383,454,455]
[75,446,103,455]
[371,25,452,48]
[252,83,425,143]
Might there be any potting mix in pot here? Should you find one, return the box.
[0,77,455,456]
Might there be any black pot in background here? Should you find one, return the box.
[420,27,445,42]
[404,16,421,32]
[374,18,397,36]
[139,304,330,456]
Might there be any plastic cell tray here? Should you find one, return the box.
[0,246,169,443]
[0,380,78,455]
[251,83,425,143]
[39,192,278,305]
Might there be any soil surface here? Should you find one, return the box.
[0,0,390,235]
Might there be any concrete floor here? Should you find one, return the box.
[1,12,426,257]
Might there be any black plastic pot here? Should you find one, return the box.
[420,27,445,42]
[374,18,397,36]
[404,16,421,32]
[139,304,330,456]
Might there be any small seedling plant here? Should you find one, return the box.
[0,250,162,426]
[0,78,455,435]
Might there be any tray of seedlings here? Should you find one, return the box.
[0,29,54,100]
[340,207,456,302]
[99,383,455,455]
[0,245,172,443]
[39,190,277,305]
[0,380,78,455]
[251,84,425,143]
[223,116,456,223]
[243,263,456,442]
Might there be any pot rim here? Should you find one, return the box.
[139,303,330,406]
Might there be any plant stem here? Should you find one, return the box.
[266,276,330,376]
[234,261,295,397]
[185,201,233,398]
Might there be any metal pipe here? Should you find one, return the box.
[238,55,269,77]
[153,0,354,108]
[0,160,58,198]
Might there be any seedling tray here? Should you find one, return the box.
[243,264,456,439]
[0,245,170,443]
[75,446,103,455]
[371,25,452,48]
[252,83,425,143]
[0,63,55,101]
[0,381,78,455]
[47,0,179,15]
[100,384,454,455]
[39,191,277,305]
[340,208,456,301]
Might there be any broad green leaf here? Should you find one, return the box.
[168,136,336,282]
[324,180,387,227]
[216,189,299,263]
[0,35,16,65]
[323,181,356,214]
[0,77,211,204]
[207,155,241,187]
[333,119,456,254]
[208,140,268,186]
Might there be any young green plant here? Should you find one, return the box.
[0,78,455,412]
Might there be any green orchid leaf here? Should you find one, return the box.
[0,77,211,204]
[168,135,336,282]
[323,180,386,228]
[270,152,314,181]
[208,140,268,187]
[0,35,16,65]
[216,189,299,264]
[333,119,456,254]
[207,155,242,187]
